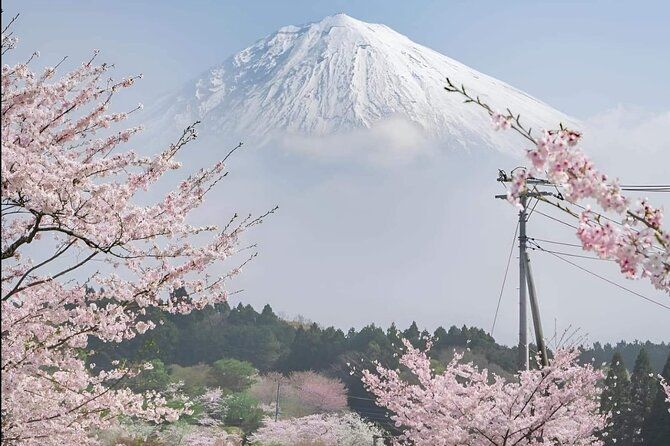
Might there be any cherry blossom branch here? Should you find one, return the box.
[445,77,537,144]
[444,80,669,293]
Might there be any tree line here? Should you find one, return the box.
[89,300,669,443]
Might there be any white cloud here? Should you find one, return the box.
[275,115,436,166]
[582,106,670,184]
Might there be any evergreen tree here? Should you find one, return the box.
[600,352,632,446]
[258,304,279,324]
[642,353,670,445]
[280,325,323,372]
[403,321,421,347]
[629,349,657,444]
[387,323,401,347]
[433,326,448,348]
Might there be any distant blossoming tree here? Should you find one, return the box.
[1,18,272,445]
[194,387,225,426]
[362,339,606,446]
[661,377,670,412]
[250,371,347,418]
[175,426,241,446]
[250,412,382,446]
[288,371,348,414]
[447,79,669,294]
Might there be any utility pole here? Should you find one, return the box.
[518,194,529,371]
[525,253,548,367]
[496,172,553,370]
[274,380,280,422]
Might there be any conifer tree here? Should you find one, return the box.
[600,352,632,446]
[403,321,421,347]
[629,349,657,444]
[642,353,670,446]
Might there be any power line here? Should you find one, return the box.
[621,188,670,193]
[620,184,670,192]
[561,199,625,228]
[491,221,519,335]
[352,408,389,416]
[348,395,378,402]
[527,241,613,262]
[531,244,670,311]
[529,246,612,262]
[528,237,582,248]
[526,193,541,220]
[350,409,388,417]
[533,209,578,229]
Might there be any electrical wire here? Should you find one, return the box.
[527,240,613,262]
[529,246,613,262]
[621,188,670,193]
[525,187,541,220]
[621,184,670,192]
[531,244,670,311]
[562,200,625,227]
[348,395,378,402]
[533,209,578,229]
[491,221,519,335]
[528,237,582,248]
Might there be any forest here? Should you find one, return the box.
[89,300,670,444]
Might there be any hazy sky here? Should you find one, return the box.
[7,0,670,116]
[4,1,669,345]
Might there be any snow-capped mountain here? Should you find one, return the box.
[155,14,577,153]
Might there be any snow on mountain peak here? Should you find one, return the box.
[157,14,577,154]
[309,12,365,27]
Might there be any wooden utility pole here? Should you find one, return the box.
[274,380,280,421]
[517,194,529,370]
[496,173,552,370]
[525,252,549,366]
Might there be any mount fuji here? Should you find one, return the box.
[153,14,577,155]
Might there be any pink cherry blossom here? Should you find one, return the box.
[491,111,512,131]
[515,127,668,292]
[362,339,606,446]
[250,412,382,446]
[1,27,270,444]
[445,79,668,293]
[660,376,670,413]
[288,371,348,414]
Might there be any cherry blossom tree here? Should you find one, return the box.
[1,21,272,444]
[175,426,242,446]
[661,377,670,413]
[250,371,347,418]
[194,387,226,426]
[99,422,243,446]
[361,339,606,446]
[288,371,348,414]
[249,412,383,446]
[446,79,669,294]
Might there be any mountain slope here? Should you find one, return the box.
[155,14,577,153]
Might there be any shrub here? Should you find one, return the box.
[212,358,258,393]
[169,363,217,395]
